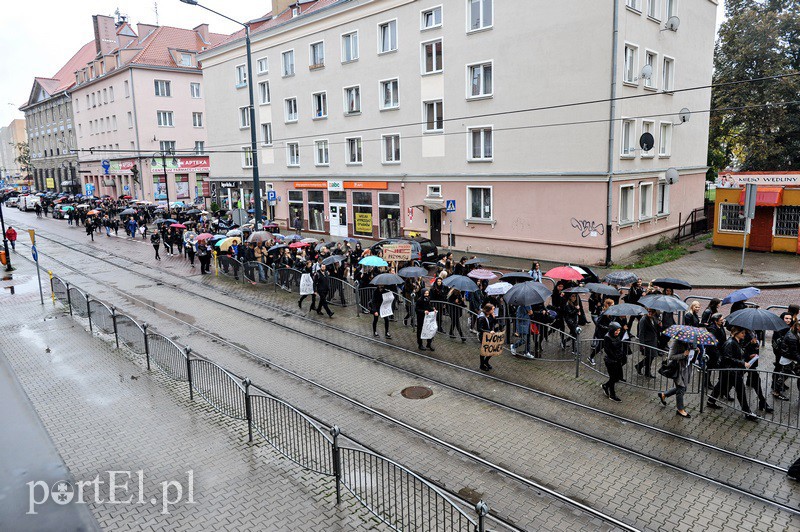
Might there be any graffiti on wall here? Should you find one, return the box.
[571,218,605,238]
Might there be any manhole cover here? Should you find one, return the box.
[401,386,433,400]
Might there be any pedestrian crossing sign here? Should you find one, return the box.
[446,200,456,213]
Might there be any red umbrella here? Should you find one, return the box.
[196,232,213,240]
[170,223,187,229]
[121,195,133,200]
[289,242,309,249]
[545,266,584,281]
[467,268,497,280]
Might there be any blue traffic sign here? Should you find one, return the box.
[445,199,456,213]
[31,245,38,262]
[101,159,111,175]
[266,190,277,202]
[123,185,130,192]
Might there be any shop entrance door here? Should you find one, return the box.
[749,207,774,252]
[429,209,442,247]
[329,204,348,237]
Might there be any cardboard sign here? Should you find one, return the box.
[382,243,412,262]
[480,330,505,357]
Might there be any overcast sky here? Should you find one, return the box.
[0,0,725,127]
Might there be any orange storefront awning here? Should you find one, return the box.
[738,187,784,207]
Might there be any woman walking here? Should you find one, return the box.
[415,288,435,351]
[447,288,467,342]
[602,322,625,402]
[371,286,393,339]
[185,240,196,268]
[657,339,693,418]
[477,303,498,371]
[150,231,161,261]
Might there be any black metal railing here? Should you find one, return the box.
[675,206,708,242]
[706,367,800,429]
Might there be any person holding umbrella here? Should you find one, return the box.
[706,326,758,421]
[601,322,625,402]
[415,288,436,351]
[658,339,693,418]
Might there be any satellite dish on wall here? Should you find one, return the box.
[678,108,691,123]
[640,64,653,81]
[664,16,680,32]
[665,168,680,185]
[639,132,655,152]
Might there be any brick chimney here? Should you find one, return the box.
[137,23,159,41]
[273,0,297,16]
[93,15,118,55]
[194,23,210,44]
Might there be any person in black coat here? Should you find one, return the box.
[602,322,625,402]
[771,313,795,399]
[701,298,721,326]
[706,327,757,420]
[313,264,334,317]
[635,308,660,378]
[705,313,727,389]
[415,289,435,351]
[298,260,316,311]
[371,286,393,338]
[150,232,161,260]
[447,288,467,342]
[430,277,447,333]
[477,303,499,371]
[684,301,701,327]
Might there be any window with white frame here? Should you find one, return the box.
[468,0,492,31]
[775,206,800,237]
[310,41,325,68]
[287,143,300,166]
[641,120,655,157]
[261,123,273,146]
[314,140,330,166]
[285,98,298,122]
[662,57,674,91]
[242,146,253,168]
[341,31,359,62]
[157,110,174,127]
[344,86,361,114]
[659,122,672,156]
[378,20,398,53]
[282,50,295,76]
[194,141,205,155]
[644,51,657,89]
[623,44,638,83]
[656,180,669,215]
[422,6,442,29]
[469,127,493,160]
[180,53,193,67]
[626,0,641,11]
[665,0,677,18]
[190,82,201,98]
[160,140,176,153]
[192,112,203,127]
[312,92,328,118]
[124,80,130,97]
[719,203,745,232]
[154,80,171,97]
[383,134,401,163]
[468,186,492,220]
[621,119,635,156]
[424,100,443,132]
[422,40,443,74]
[235,64,247,86]
[257,57,269,74]
[468,62,493,98]
[639,182,653,219]
[619,185,635,224]
[646,0,659,19]
[258,81,271,105]
[379,193,402,238]
[380,79,399,109]
[346,137,363,164]
[239,106,250,128]
[427,184,442,198]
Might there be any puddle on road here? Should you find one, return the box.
[117,293,197,324]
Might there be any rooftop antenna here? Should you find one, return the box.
[154,2,159,25]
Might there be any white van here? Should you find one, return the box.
[18,194,41,211]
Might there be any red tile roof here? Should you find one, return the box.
[52,41,97,93]
[129,25,228,68]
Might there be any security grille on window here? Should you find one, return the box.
[313,92,328,118]
[259,81,271,104]
[379,193,401,238]
[424,100,443,132]
[379,20,398,53]
[235,64,247,86]
[347,137,362,163]
[310,42,325,68]
[285,98,298,122]
[287,143,300,166]
[468,0,492,31]
[719,203,746,232]
[344,86,361,114]
[315,140,330,165]
[423,40,443,74]
[261,123,273,146]
[468,187,492,220]
[469,62,492,97]
[775,206,800,237]
[154,80,171,97]
[282,50,295,76]
[383,134,400,163]
[422,6,442,29]
[381,79,399,109]
[469,127,492,160]
[342,32,359,62]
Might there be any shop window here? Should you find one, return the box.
[775,206,800,237]
[308,190,325,231]
[289,190,304,226]
[379,193,401,238]
[353,191,373,237]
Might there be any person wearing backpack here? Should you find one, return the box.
[150,232,161,260]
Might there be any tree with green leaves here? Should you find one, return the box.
[708,0,800,178]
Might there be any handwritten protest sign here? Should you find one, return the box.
[480,330,505,357]
[382,243,413,262]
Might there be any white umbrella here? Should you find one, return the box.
[486,282,512,296]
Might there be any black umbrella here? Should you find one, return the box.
[501,272,535,283]
[119,208,136,215]
[584,283,620,297]
[322,255,345,266]
[604,271,638,285]
[504,281,551,306]
[371,273,404,286]
[638,294,689,313]
[652,277,693,290]
[726,308,789,331]
[185,209,202,215]
[602,303,648,317]
[465,257,490,266]
[442,275,479,292]
[268,244,288,253]
[398,266,428,278]
[563,286,590,294]
[315,242,331,252]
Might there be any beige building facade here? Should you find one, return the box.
[200,0,718,263]
[0,119,28,184]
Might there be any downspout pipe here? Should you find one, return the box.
[605,0,620,266]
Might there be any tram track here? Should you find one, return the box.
[10,218,800,524]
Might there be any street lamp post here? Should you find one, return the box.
[179,0,263,231]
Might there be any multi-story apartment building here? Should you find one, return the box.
[19,43,95,194]
[199,0,717,263]
[0,119,28,184]
[71,15,225,202]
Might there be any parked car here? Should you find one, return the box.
[5,196,20,208]
[370,237,438,264]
